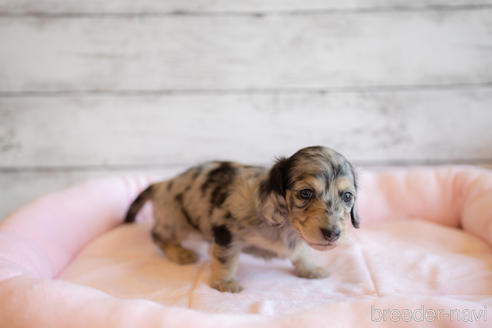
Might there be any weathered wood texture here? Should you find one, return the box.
[0,1,491,220]
[0,169,174,221]
[1,9,491,92]
[1,89,491,168]
[2,0,492,14]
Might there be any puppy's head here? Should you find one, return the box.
[259,146,359,251]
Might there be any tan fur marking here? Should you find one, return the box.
[336,178,353,192]
[158,241,199,265]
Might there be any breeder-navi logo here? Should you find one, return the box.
[371,305,487,323]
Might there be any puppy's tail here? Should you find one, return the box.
[124,184,155,223]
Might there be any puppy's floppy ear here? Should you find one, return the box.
[267,156,291,197]
[348,161,360,229]
[259,194,288,225]
[257,156,291,225]
[351,203,360,228]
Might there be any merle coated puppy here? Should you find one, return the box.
[125,146,359,293]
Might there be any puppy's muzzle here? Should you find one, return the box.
[320,227,341,242]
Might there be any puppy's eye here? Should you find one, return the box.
[342,192,353,203]
[298,189,313,200]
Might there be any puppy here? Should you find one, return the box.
[125,146,359,293]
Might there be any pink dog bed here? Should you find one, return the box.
[1,167,491,327]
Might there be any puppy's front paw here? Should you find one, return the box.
[175,248,199,265]
[295,266,329,279]
[210,279,243,293]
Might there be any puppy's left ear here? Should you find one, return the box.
[259,194,288,226]
[258,156,292,226]
[268,157,291,197]
[351,202,360,228]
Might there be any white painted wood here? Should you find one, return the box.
[1,0,491,224]
[1,88,491,167]
[1,0,491,14]
[0,169,178,221]
[0,9,491,92]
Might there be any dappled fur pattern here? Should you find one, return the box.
[125,146,359,293]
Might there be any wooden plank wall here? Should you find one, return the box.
[1,0,491,220]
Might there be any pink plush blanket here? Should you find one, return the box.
[0,167,491,327]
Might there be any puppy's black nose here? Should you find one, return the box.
[320,227,341,242]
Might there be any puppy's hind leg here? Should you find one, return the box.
[151,228,198,265]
